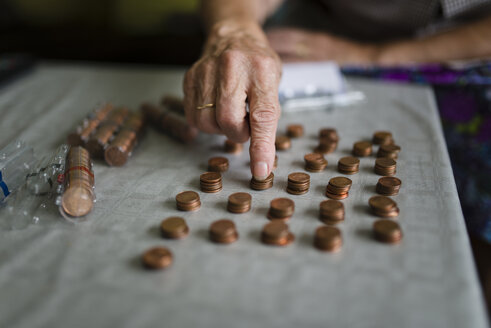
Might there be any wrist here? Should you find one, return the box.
[206,19,267,47]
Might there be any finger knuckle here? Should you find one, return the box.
[250,106,279,126]
[220,49,244,68]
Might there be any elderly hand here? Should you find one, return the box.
[266,27,379,66]
[183,21,282,180]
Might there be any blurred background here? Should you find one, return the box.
[0,0,203,64]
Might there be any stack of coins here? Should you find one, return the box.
[315,136,338,154]
[261,221,295,246]
[287,124,304,138]
[141,102,197,143]
[209,219,239,244]
[313,226,343,252]
[160,217,189,239]
[250,172,274,190]
[275,135,291,150]
[325,177,352,200]
[374,158,397,176]
[377,144,401,159]
[376,177,402,196]
[61,146,95,218]
[227,192,252,213]
[352,141,372,157]
[208,157,229,172]
[224,139,243,154]
[86,107,129,158]
[304,153,328,172]
[372,131,394,145]
[67,103,114,146]
[175,191,201,211]
[267,198,295,220]
[286,172,310,195]
[319,128,339,141]
[369,196,399,217]
[142,247,173,270]
[319,200,345,224]
[337,156,360,174]
[373,219,403,244]
[200,172,223,193]
[273,155,278,169]
[104,111,146,166]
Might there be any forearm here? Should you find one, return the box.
[377,15,491,65]
[200,0,284,36]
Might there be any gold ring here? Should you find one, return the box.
[196,103,215,110]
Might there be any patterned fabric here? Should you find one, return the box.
[342,63,491,243]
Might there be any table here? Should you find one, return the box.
[0,63,488,328]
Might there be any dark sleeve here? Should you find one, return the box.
[441,0,491,19]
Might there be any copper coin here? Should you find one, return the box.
[372,131,394,145]
[275,135,291,150]
[200,172,222,193]
[250,172,274,190]
[314,226,343,252]
[319,128,339,141]
[200,172,222,183]
[329,177,352,189]
[315,138,337,154]
[369,196,399,217]
[142,247,173,270]
[227,192,252,213]
[352,141,372,157]
[160,217,189,239]
[304,153,328,172]
[208,157,229,172]
[288,172,310,184]
[376,177,402,196]
[287,172,310,195]
[325,190,349,200]
[338,156,360,174]
[287,124,304,138]
[375,158,397,168]
[261,221,295,246]
[268,197,295,220]
[209,219,239,244]
[377,144,401,159]
[61,185,95,217]
[224,139,243,154]
[175,191,201,211]
[373,219,403,244]
[319,200,345,223]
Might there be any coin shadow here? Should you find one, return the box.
[128,255,144,271]
[291,160,305,170]
[163,198,177,211]
[209,144,224,152]
[362,184,377,193]
[316,185,325,195]
[298,232,313,248]
[303,208,319,221]
[147,225,161,239]
[185,177,200,190]
[340,148,353,156]
[195,228,210,241]
[352,204,371,216]
[355,228,375,242]
[361,166,375,174]
[253,206,269,219]
[247,229,262,243]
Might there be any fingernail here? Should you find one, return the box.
[253,162,269,181]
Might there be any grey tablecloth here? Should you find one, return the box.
[0,63,488,328]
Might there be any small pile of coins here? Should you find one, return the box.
[227,192,252,213]
[208,157,229,172]
[142,247,173,270]
[326,177,352,200]
[369,196,399,217]
[209,219,239,244]
[374,158,397,176]
[337,156,360,175]
[377,144,401,159]
[372,131,394,145]
[267,198,295,220]
[287,124,304,138]
[224,139,243,154]
[250,172,274,190]
[315,132,338,154]
[67,103,114,147]
[376,177,402,196]
[373,219,403,244]
[160,217,189,239]
[314,226,343,252]
[261,221,295,246]
[176,191,201,211]
[352,141,372,157]
[86,107,129,158]
[304,153,328,172]
[319,200,345,224]
[200,172,223,193]
[287,172,310,195]
[273,155,278,169]
[275,135,291,150]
